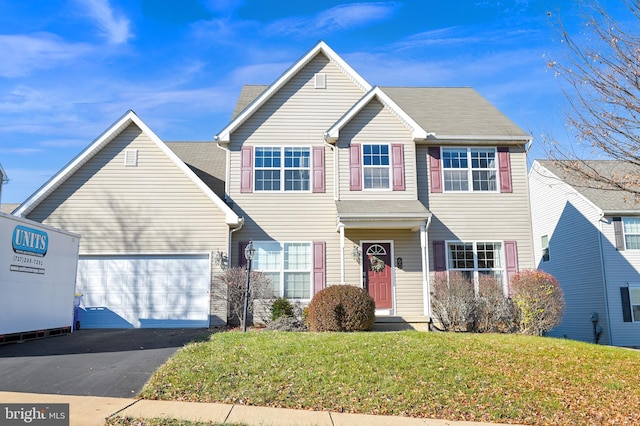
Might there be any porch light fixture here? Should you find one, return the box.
[351,244,361,263]
[242,241,256,332]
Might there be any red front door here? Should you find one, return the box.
[363,242,392,309]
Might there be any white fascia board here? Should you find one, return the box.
[131,115,241,227]
[530,160,604,217]
[216,41,372,143]
[326,87,429,142]
[425,134,532,142]
[15,110,139,217]
[15,111,241,227]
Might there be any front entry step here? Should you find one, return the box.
[374,316,430,331]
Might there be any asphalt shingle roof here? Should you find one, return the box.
[537,160,640,212]
[166,142,226,199]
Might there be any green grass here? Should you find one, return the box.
[139,330,640,425]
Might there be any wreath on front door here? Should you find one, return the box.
[370,255,386,272]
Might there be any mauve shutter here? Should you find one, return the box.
[497,147,512,193]
[312,146,325,193]
[621,287,633,322]
[504,240,518,284]
[240,146,253,193]
[392,144,405,191]
[613,217,625,250]
[238,242,248,267]
[428,147,442,193]
[313,241,326,295]
[349,144,362,191]
[433,240,446,273]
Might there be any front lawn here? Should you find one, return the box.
[140,331,640,425]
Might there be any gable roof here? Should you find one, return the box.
[14,111,241,226]
[166,142,226,199]
[381,87,530,141]
[325,87,430,142]
[216,41,372,143]
[535,160,640,214]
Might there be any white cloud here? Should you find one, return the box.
[267,2,400,37]
[0,33,91,78]
[76,0,132,44]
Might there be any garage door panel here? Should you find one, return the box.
[77,255,210,329]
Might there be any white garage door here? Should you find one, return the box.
[76,254,211,328]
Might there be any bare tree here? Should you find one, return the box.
[212,266,274,326]
[546,1,640,194]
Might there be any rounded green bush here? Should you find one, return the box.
[307,285,376,332]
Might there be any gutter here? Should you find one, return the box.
[228,217,245,269]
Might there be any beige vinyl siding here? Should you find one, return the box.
[337,99,417,200]
[420,145,534,271]
[345,229,425,316]
[227,53,366,285]
[529,162,609,344]
[26,123,230,324]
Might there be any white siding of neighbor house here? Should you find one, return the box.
[528,162,609,344]
[26,123,230,324]
[227,53,365,287]
[337,99,418,200]
[599,217,640,347]
[419,145,535,272]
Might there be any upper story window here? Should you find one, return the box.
[254,147,310,191]
[363,144,390,190]
[442,147,497,192]
[623,218,640,249]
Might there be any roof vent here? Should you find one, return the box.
[314,73,326,89]
[124,149,138,166]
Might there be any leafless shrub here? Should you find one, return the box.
[212,266,274,326]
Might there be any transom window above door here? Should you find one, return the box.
[363,144,390,189]
[254,147,311,191]
[442,147,497,192]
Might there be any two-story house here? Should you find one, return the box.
[217,41,534,329]
[530,159,640,347]
[13,41,534,329]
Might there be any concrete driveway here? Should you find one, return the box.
[0,329,212,398]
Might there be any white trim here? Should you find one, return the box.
[216,41,371,143]
[362,143,392,191]
[339,224,345,284]
[253,145,312,193]
[325,87,429,142]
[14,110,241,226]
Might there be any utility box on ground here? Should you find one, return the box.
[0,212,80,340]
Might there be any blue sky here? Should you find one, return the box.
[0,0,622,203]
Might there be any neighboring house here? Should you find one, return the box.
[1,204,19,214]
[13,42,535,330]
[216,41,534,328]
[14,111,241,328]
[530,159,640,347]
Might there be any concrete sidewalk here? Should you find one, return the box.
[0,391,520,426]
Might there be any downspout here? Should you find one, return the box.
[421,216,433,318]
[228,218,245,268]
[214,136,244,268]
[323,132,339,201]
[596,212,613,344]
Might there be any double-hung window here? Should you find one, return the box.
[363,144,390,189]
[623,218,640,249]
[254,147,310,191]
[447,241,504,290]
[252,241,312,299]
[631,287,640,321]
[442,147,497,192]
